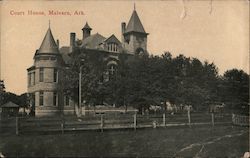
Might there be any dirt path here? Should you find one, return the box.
[174,129,248,157]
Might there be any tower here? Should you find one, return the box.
[82,22,92,40]
[27,26,64,116]
[122,8,148,54]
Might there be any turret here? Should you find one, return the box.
[27,25,63,116]
[123,9,148,54]
[82,22,92,40]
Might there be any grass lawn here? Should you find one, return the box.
[0,125,248,157]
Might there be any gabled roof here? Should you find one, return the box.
[82,22,92,30]
[124,10,147,34]
[104,34,121,44]
[81,33,106,49]
[1,101,19,108]
[38,27,59,54]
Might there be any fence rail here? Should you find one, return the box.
[0,112,234,135]
[232,114,249,126]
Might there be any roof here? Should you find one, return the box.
[82,22,92,30]
[27,65,35,71]
[104,34,122,44]
[81,33,106,49]
[59,46,72,64]
[124,10,147,34]
[38,27,59,54]
[1,101,19,108]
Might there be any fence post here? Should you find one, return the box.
[134,113,137,131]
[61,118,64,135]
[232,114,235,124]
[187,108,191,127]
[100,114,104,132]
[163,113,166,127]
[211,112,214,127]
[15,117,19,135]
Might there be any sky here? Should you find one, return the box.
[0,0,249,95]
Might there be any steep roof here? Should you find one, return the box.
[81,33,106,49]
[82,22,92,30]
[124,10,147,34]
[38,28,59,54]
[104,34,122,44]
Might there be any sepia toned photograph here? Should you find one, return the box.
[0,0,249,157]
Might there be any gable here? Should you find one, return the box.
[104,34,121,45]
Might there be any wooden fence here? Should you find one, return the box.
[232,114,249,126]
[0,112,233,135]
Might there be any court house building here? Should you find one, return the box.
[27,8,148,116]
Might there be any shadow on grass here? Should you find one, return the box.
[0,125,248,157]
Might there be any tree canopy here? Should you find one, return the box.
[63,50,249,113]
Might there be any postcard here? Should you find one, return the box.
[0,0,249,157]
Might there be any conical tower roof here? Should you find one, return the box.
[38,27,59,54]
[82,22,92,30]
[124,10,147,34]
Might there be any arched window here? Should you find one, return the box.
[136,47,145,56]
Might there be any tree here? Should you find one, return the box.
[2,92,19,105]
[63,48,248,114]
[0,80,5,105]
[220,69,249,112]
[62,48,108,106]
[19,93,28,108]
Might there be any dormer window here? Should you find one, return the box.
[107,42,118,52]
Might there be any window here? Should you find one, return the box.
[65,95,69,106]
[136,48,145,56]
[108,64,117,80]
[29,93,35,107]
[107,43,118,52]
[32,72,35,85]
[39,91,44,106]
[53,92,57,106]
[39,68,44,82]
[29,72,35,86]
[108,65,116,75]
[28,73,31,86]
[54,68,58,82]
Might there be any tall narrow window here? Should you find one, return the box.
[32,72,35,85]
[65,95,69,106]
[28,73,31,86]
[39,68,44,82]
[54,68,58,82]
[107,43,118,52]
[108,64,117,80]
[39,91,44,106]
[53,92,57,106]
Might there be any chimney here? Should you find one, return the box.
[121,22,126,44]
[69,32,76,52]
[56,39,59,48]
